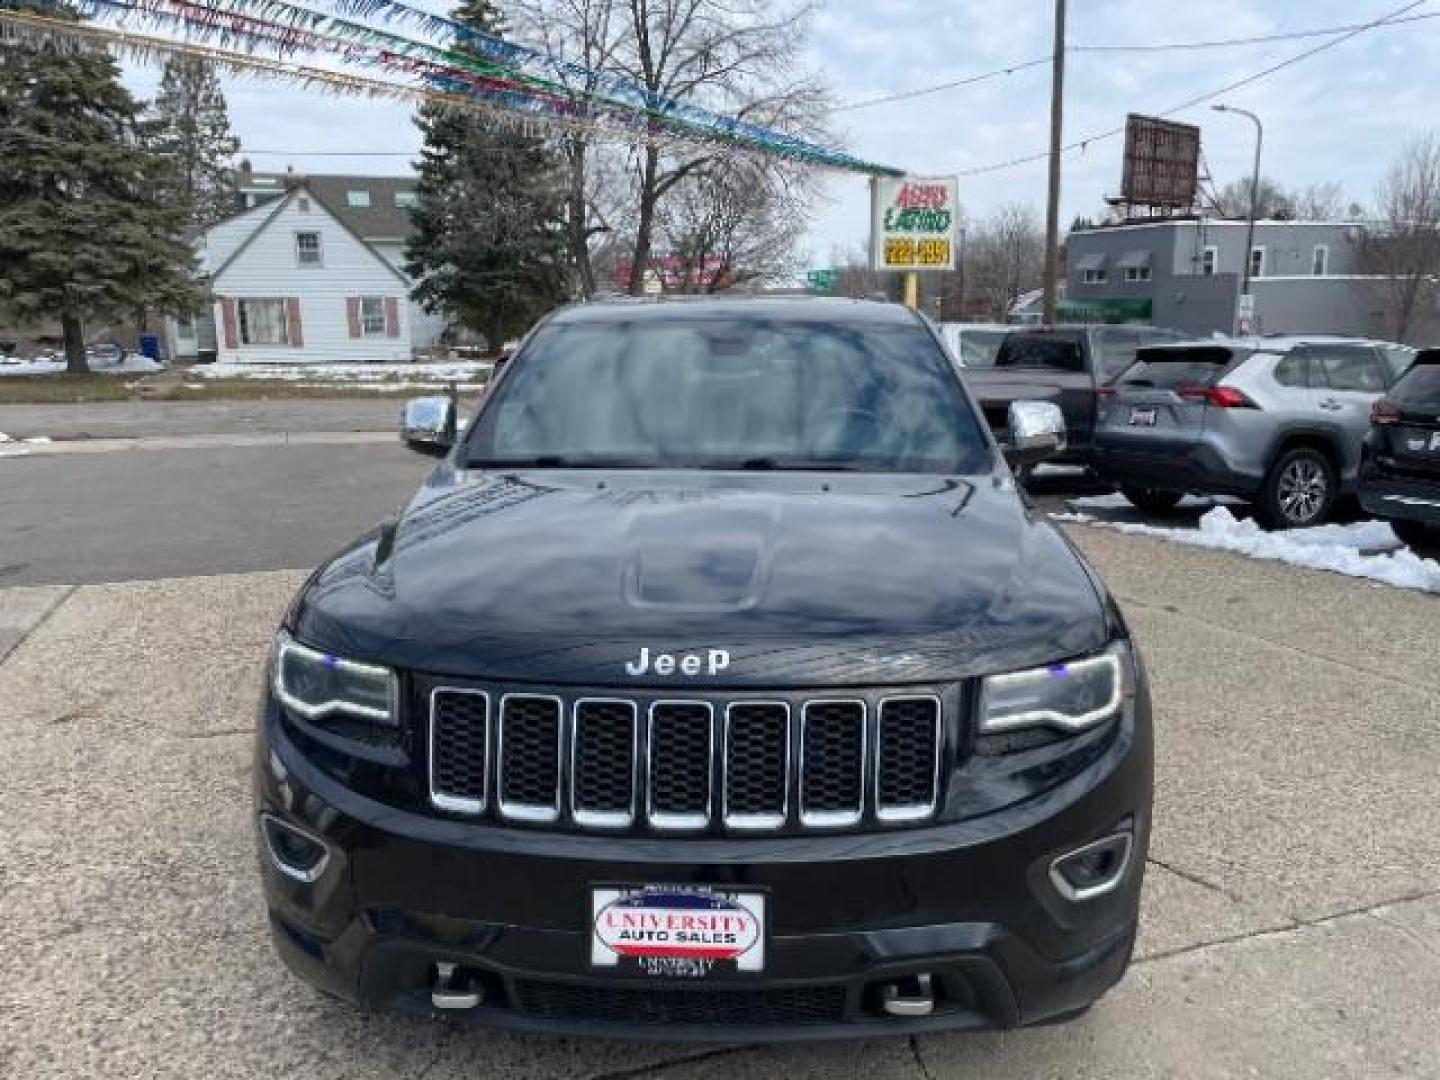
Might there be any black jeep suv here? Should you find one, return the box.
[255,297,1153,1041]
[1360,347,1440,553]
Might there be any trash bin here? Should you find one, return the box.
[139,333,161,360]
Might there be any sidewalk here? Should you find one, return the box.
[0,398,406,441]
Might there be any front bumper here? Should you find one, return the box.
[254,693,1152,1041]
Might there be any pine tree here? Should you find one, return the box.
[404,0,570,352]
[0,9,201,373]
[148,56,240,231]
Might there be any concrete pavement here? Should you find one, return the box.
[0,524,1436,1078]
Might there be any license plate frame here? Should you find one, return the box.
[590,885,767,979]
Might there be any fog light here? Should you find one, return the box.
[1049,832,1132,901]
[261,813,330,883]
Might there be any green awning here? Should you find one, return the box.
[1055,297,1153,323]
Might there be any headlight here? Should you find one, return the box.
[979,642,1130,734]
[273,630,398,725]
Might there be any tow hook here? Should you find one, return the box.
[430,962,483,1010]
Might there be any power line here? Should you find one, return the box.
[831,8,1432,115]
[955,0,1426,179]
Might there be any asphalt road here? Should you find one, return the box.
[0,441,434,587]
[1,528,1436,1078]
[0,398,406,440]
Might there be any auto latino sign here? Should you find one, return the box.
[870,176,959,272]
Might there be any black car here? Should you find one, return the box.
[1360,348,1440,553]
[255,297,1153,1041]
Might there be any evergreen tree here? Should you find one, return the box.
[405,0,570,352]
[148,56,240,231]
[0,9,200,373]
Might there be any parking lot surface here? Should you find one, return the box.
[2,521,1436,1078]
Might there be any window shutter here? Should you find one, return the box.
[286,298,304,347]
[346,297,362,339]
[384,296,400,338]
[220,298,238,349]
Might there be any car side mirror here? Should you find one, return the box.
[400,395,456,458]
[1006,400,1067,466]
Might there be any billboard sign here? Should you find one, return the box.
[871,176,959,272]
[1120,114,1200,209]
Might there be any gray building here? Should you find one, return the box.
[1064,218,1426,340]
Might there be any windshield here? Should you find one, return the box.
[466,315,991,473]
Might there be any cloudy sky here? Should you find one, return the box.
[123,0,1440,271]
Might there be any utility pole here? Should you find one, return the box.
[1212,104,1263,334]
[1041,0,1066,325]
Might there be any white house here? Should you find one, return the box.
[167,172,449,364]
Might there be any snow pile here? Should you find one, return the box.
[0,354,166,377]
[195,361,490,388]
[1079,506,1440,593]
[1070,491,1244,511]
[0,432,54,457]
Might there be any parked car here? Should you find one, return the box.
[960,324,1191,465]
[1094,337,1417,528]
[256,296,1153,1040]
[936,322,1011,368]
[1359,347,1440,553]
[85,342,125,366]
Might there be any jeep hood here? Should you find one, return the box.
[291,468,1109,687]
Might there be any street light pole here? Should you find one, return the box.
[1041,0,1066,325]
[1212,104,1263,297]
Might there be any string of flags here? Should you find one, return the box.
[0,0,902,175]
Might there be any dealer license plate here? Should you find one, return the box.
[1129,407,1158,427]
[591,886,765,978]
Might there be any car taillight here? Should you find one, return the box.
[1097,387,1117,398]
[1370,399,1401,425]
[1177,385,1257,408]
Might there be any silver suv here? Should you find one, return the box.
[1093,337,1417,528]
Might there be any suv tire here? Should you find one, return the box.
[1257,447,1335,529]
[1392,518,1440,554]
[1120,485,1184,514]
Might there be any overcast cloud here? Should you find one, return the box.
[124,0,1440,274]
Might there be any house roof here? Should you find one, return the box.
[206,184,410,288]
[232,170,418,241]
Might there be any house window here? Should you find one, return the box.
[1082,267,1107,284]
[360,297,387,336]
[174,313,195,339]
[297,196,311,212]
[1124,265,1151,282]
[346,189,371,207]
[394,191,419,209]
[1201,246,1218,276]
[1312,244,1329,276]
[295,231,322,266]
[238,299,289,346]
[1249,246,1266,279]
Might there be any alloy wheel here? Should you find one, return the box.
[1277,458,1328,525]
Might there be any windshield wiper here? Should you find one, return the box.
[466,455,655,469]
[723,457,863,472]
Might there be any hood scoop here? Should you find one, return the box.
[622,502,773,612]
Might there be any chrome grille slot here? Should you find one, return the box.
[799,700,866,828]
[723,702,790,830]
[876,696,941,822]
[571,699,637,827]
[429,685,946,833]
[498,694,562,823]
[647,701,714,830]
[428,689,488,814]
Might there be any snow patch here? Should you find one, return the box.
[1075,506,1440,594]
[1070,492,1245,511]
[194,361,490,385]
[0,354,166,377]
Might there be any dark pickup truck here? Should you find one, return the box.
[960,325,1189,465]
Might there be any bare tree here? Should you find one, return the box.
[964,204,1044,322]
[615,0,826,295]
[1291,181,1347,221]
[511,0,626,297]
[654,157,811,291]
[1356,135,1440,343]
[1209,176,1294,219]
